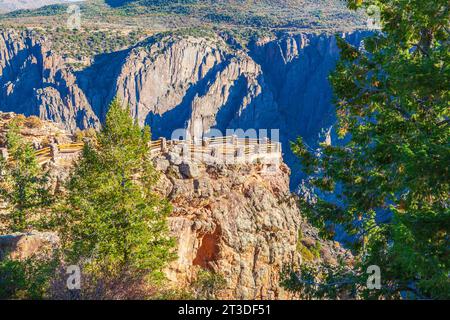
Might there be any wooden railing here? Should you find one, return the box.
[34,147,51,157]
[169,136,282,163]
[34,143,84,165]
[58,143,84,153]
[7,136,282,166]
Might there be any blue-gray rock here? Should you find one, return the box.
[0,30,369,189]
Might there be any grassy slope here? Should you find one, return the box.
[0,0,366,31]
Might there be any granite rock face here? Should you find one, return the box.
[0,30,368,188]
[0,31,100,132]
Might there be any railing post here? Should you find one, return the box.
[231,135,238,163]
[211,146,218,158]
[50,143,59,162]
[236,146,244,158]
[181,143,189,159]
[0,148,8,161]
[263,137,269,154]
[232,135,238,146]
[160,137,167,153]
[202,137,209,147]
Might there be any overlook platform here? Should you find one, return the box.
[0,136,283,166]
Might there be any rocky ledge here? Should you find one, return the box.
[153,153,350,299]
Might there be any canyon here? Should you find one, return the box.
[0,3,365,297]
[0,29,368,188]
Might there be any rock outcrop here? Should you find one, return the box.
[0,231,59,260]
[0,31,99,132]
[0,112,73,148]
[154,154,350,299]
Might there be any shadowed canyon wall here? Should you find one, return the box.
[0,30,368,188]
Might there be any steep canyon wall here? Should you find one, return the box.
[0,30,368,187]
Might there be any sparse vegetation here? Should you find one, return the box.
[0,254,59,300]
[39,27,146,61]
[0,120,52,233]
[13,114,26,126]
[24,116,43,129]
[296,229,321,262]
[0,0,367,63]
[192,269,227,300]
[74,128,97,142]
[0,1,366,41]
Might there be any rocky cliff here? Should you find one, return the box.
[0,31,99,131]
[0,29,369,188]
[154,154,349,299]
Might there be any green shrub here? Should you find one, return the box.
[13,114,26,126]
[193,269,226,300]
[296,229,321,262]
[0,255,59,300]
[24,116,43,129]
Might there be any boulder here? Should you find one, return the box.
[153,157,170,172]
[179,161,200,179]
[167,152,183,166]
[0,231,59,260]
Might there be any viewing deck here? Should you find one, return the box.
[1,136,283,166]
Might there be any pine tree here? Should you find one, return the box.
[59,98,175,281]
[288,0,449,299]
[0,119,52,233]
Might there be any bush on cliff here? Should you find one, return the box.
[0,119,52,233]
[24,116,43,129]
[192,269,226,300]
[0,254,59,300]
